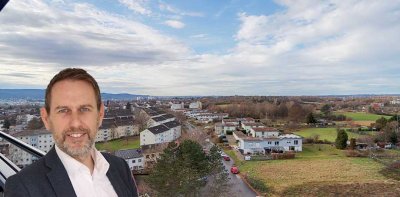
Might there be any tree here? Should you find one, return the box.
[205,145,230,197]
[335,129,348,149]
[133,110,150,132]
[374,117,388,131]
[148,140,210,197]
[2,119,11,129]
[321,104,331,116]
[306,113,317,124]
[27,117,44,130]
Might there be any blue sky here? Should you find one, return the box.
[0,0,400,96]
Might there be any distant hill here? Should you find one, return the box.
[0,89,148,100]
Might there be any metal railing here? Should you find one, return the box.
[0,130,46,192]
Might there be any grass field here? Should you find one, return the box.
[95,136,140,152]
[335,112,391,121]
[295,128,362,142]
[239,144,400,196]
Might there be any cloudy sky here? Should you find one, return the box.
[1,0,400,96]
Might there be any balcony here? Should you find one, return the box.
[0,130,45,195]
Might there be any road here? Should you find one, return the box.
[222,155,258,197]
[185,122,258,197]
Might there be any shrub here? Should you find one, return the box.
[271,152,295,159]
[245,175,269,193]
[345,150,369,157]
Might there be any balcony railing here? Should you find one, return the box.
[0,130,45,193]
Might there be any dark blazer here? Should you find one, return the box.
[4,147,138,197]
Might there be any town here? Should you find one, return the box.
[1,95,400,196]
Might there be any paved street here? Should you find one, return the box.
[185,122,257,197]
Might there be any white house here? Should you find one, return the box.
[249,127,280,138]
[189,101,202,109]
[115,148,144,171]
[140,120,181,146]
[242,122,266,133]
[171,102,184,111]
[233,131,302,154]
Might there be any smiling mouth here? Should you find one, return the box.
[67,133,86,138]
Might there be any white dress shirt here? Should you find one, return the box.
[55,145,118,197]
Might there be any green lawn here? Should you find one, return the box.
[95,137,140,152]
[295,128,361,142]
[335,112,391,121]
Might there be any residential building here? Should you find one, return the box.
[140,120,181,146]
[233,131,302,154]
[115,148,144,172]
[249,127,280,138]
[9,129,53,167]
[189,101,202,109]
[242,122,266,133]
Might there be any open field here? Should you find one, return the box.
[335,112,391,121]
[295,128,362,142]
[239,144,400,196]
[95,136,140,152]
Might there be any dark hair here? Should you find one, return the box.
[45,68,101,113]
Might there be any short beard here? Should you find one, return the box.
[55,127,95,159]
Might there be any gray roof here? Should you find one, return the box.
[13,129,51,137]
[163,120,180,129]
[115,148,143,159]
[152,116,167,122]
[100,118,116,129]
[148,124,169,134]
[161,114,175,119]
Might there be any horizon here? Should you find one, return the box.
[0,1,400,96]
[1,88,400,98]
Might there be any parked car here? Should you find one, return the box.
[223,155,230,161]
[244,155,251,161]
[230,166,239,174]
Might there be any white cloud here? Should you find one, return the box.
[159,2,203,17]
[164,20,185,29]
[118,0,151,15]
[1,0,400,96]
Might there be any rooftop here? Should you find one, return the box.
[115,148,143,159]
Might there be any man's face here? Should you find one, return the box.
[41,79,104,159]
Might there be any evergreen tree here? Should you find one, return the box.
[206,145,229,197]
[306,113,317,124]
[335,129,348,149]
[148,140,210,197]
[2,119,10,129]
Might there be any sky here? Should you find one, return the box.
[0,0,400,96]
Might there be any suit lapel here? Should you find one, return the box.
[106,158,128,196]
[45,147,77,197]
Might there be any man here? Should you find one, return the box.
[5,68,138,197]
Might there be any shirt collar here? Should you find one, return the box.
[55,145,110,176]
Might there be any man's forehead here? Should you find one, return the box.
[50,80,97,108]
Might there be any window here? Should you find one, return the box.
[268,141,272,145]
[294,140,298,145]
[275,141,279,145]
[132,160,136,163]
[138,159,141,162]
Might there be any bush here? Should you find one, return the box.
[345,150,369,157]
[245,175,269,193]
[271,152,295,159]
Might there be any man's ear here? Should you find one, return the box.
[40,107,51,131]
[98,103,105,128]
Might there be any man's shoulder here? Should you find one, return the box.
[13,156,48,178]
[101,152,125,164]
